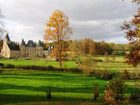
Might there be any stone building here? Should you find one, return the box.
[1,34,44,58]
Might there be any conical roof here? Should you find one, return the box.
[21,39,26,46]
[5,34,10,42]
[27,40,36,47]
[37,40,43,46]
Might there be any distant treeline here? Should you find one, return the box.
[44,38,129,56]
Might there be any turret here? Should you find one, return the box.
[20,39,26,57]
[36,40,43,57]
[4,33,10,43]
[37,40,43,47]
[21,39,26,46]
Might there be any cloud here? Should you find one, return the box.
[0,0,139,43]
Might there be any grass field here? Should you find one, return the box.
[0,70,105,104]
[0,56,139,104]
[0,58,77,68]
[0,70,138,105]
[0,56,139,72]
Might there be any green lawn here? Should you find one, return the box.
[0,70,106,104]
[0,56,139,72]
[0,58,77,68]
[0,56,139,104]
[0,70,137,105]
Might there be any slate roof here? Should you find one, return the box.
[7,42,20,51]
[27,40,36,47]
[5,34,10,42]
[37,40,43,47]
[21,39,26,46]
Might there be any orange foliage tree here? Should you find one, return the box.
[122,8,140,67]
[44,10,72,68]
[122,0,140,3]
[132,0,140,3]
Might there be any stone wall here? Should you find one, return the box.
[20,46,26,57]
[36,47,43,57]
[1,40,10,58]
[10,50,20,58]
[26,47,36,57]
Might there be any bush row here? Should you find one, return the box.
[121,70,140,80]
[89,70,140,80]
[89,70,115,80]
[3,64,140,80]
[3,64,82,73]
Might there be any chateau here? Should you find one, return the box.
[1,34,44,58]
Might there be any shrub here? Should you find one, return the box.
[79,56,97,74]
[46,90,51,99]
[104,76,126,105]
[93,82,99,100]
[104,86,116,105]
[4,64,15,68]
[17,65,55,71]
[121,70,130,80]
[46,86,52,99]
[108,75,125,101]
[89,70,114,80]
[46,66,55,70]
[70,68,82,73]
[94,59,103,62]
[102,70,114,80]
[0,63,4,69]
[16,65,82,73]
[130,92,140,104]
[74,56,82,64]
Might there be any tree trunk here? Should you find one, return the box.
[59,47,62,68]
[58,40,62,68]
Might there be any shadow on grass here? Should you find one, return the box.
[0,94,46,104]
[126,86,140,94]
[0,82,101,104]
[0,93,94,104]
[0,71,82,78]
[0,71,106,104]
[0,82,96,93]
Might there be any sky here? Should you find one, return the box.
[0,0,139,43]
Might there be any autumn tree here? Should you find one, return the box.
[81,38,96,56]
[95,41,114,55]
[80,56,97,74]
[44,10,72,68]
[104,76,125,105]
[131,0,140,3]
[108,76,125,100]
[122,8,140,67]
[122,0,140,4]
[112,51,116,62]
[69,40,81,60]
[104,86,116,105]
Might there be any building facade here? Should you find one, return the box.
[1,34,44,58]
